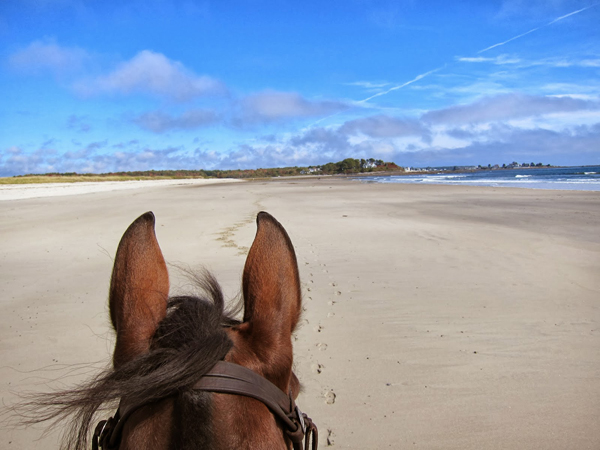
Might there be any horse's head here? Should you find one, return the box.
[105,211,310,449]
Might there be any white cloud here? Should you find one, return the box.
[7,146,23,154]
[517,56,600,69]
[457,56,494,63]
[581,59,600,67]
[236,90,348,126]
[74,50,226,101]
[457,54,600,69]
[422,93,600,125]
[457,54,521,65]
[0,142,196,176]
[3,115,600,176]
[541,82,600,96]
[8,40,89,76]
[345,81,391,89]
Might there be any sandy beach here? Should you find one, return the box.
[1,177,599,449]
[0,178,242,201]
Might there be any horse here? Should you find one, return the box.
[20,211,317,450]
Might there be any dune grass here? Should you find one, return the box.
[0,175,201,185]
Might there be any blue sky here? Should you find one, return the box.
[1,0,599,175]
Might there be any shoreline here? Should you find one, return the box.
[3,162,599,202]
[2,170,599,202]
[353,165,600,192]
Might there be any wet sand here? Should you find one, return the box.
[1,177,599,449]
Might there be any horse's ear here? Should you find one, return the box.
[239,212,301,380]
[109,212,169,368]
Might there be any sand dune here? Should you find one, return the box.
[1,178,599,449]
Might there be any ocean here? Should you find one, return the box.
[356,165,600,191]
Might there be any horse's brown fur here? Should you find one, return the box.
[110,211,302,449]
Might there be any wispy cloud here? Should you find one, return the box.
[461,54,600,69]
[542,82,600,96]
[345,81,391,89]
[529,56,600,68]
[8,39,90,76]
[581,59,600,67]
[457,54,600,83]
[132,109,218,133]
[339,115,428,138]
[66,114,92,133]
[457,55,521,65]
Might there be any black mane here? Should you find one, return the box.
[15,272,239,450]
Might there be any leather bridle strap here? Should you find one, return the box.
[194,361,318,450]
[93,361,317,450]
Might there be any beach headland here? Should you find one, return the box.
[1,177,599,449]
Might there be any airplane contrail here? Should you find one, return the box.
[478,4,598,54]
[358,66,444,103]
[548,5,595,24]
[311,3,597,127]
[478,27,541,53]
[357,4,597,106]
[309,66,443,126]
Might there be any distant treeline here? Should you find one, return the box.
[17,158,402,179]
[318,158,401,174]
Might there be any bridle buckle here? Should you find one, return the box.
[92,416,116,450]
[295,404,306,434]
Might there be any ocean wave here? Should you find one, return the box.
[355,167,600,191]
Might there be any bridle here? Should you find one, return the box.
[92,361,318,450]
[93,361,317,450]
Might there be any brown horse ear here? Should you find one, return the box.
[109,212,169,368]
[240,212,301,380]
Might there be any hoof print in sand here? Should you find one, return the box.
[311,363,324,374]
[323,389,336,405]
[326,428,335,446]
